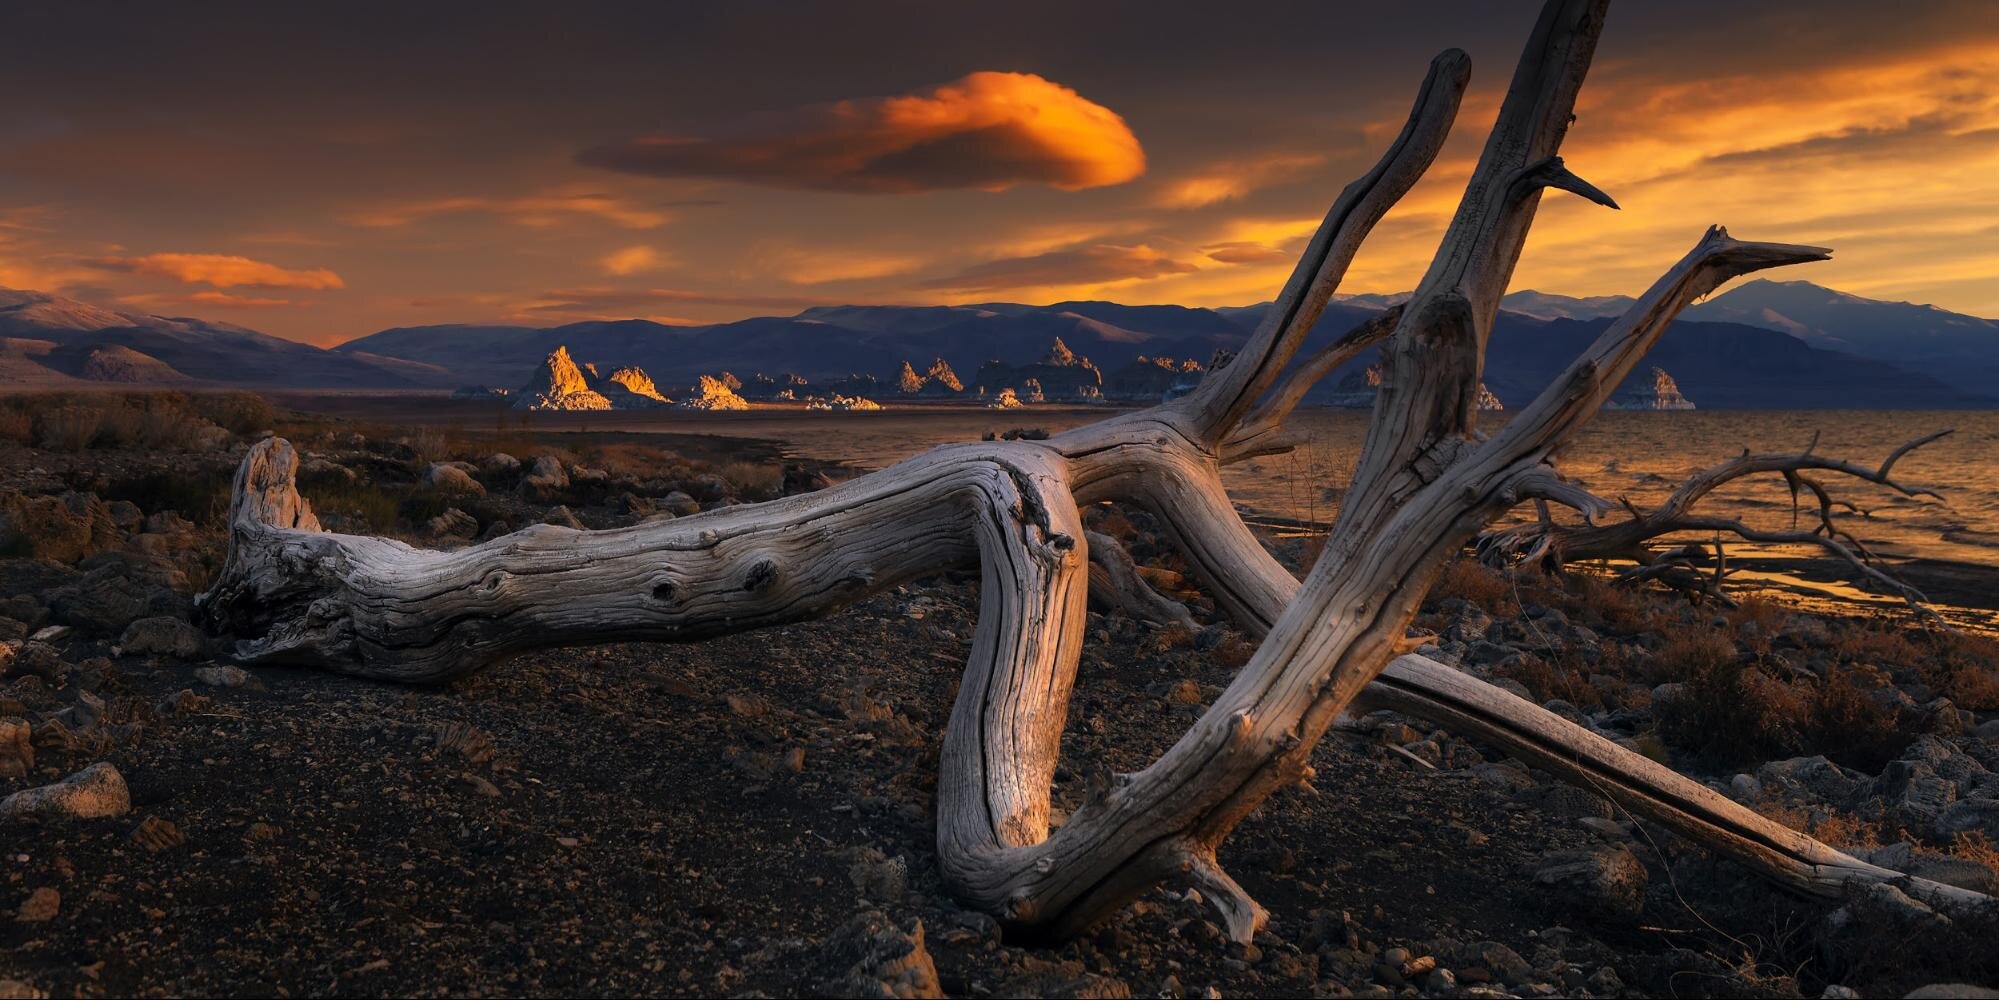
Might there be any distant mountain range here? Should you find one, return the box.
[1,279,1995,409]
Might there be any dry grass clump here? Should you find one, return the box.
[0,390,272,452]
[1804,665,1918,772]
[1655,653,1804,768]
[1494,649,1605,712]
[1429,556,1519,615]
[716,460,783,501]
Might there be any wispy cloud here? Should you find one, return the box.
[84,252,344,290]
[921,243,1196,294]
[581,71,1145,194]
[598,245,670,276]
[348,184,675,229]
[1154,152,1326,209]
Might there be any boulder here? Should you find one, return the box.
[658,491,701,517]
[48,557,189,635]
[117,617,206,659]
[480,453,522,476]
[816,910,944,999]
[1532,844,1649,921]
[0,491,121,563]
[0,717,29,778]
[542,506,585,530]
[1757,755,1866,808]
[424,463,485,495]
[1934,798,1999,842]
[517,455,570,501]
[0,762,130,823]
[426,508,479,538]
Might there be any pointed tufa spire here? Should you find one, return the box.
[924,357,964,393]
[514,345,612,410]
[1042,337,1078,367]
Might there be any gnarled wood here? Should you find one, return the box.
[199,0,1993,945]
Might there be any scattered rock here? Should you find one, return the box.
[847,847,908,904]
[517,455,570,501]
[0,762,131,823]
[1532,844,1648,921]
[118,616,206,659]
[194,665,256,689]
[0,717,29,778]
[435,721,497,765]
[14,887,58,923]
[129,815,187,853]
[426,508,479,538]
[542,506,585,530]
[817,910,943,999]
[1935,799,1999,842]
[424,463,486,495]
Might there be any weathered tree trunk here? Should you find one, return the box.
[199,0,1993,942]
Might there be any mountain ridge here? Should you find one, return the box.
[2,281,1994,409]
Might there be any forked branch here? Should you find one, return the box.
[1478,431,1952,617]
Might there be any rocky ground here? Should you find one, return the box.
[3,392,1999,998]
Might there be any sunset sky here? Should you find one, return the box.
[4,1,1998,346]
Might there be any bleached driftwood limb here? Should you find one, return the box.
[199,0,1992,941]
[1478,431,1952,616]
[1084,530,1198,629]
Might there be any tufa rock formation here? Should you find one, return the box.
[973,337,1104,403]
[1329,365,1502,410]
[603,366,672,406]
[677,374,751,410]
[895,358,966,396]
[807,394,884,411]
[1605,366,1695,410]
[513,346,613,411]
[513,347,672,410]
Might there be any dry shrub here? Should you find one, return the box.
[1931,632,1999,711]
[1824,621,1923,667]
[1147,624,1197,656]
[1211,635,1255,669]
[1805,666,1916,772]
[1430,556,1518,614]
[189,391,274,434]
[716,460,782,501]
[1494,650,1603,711]
[33,404,102,451]
[1725,594,1787,636]
[1561,572,1661,634]
[1631,630,1737,686]
[0,407,31,445]
[1655,653,1804,768]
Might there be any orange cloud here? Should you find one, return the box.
[745,243,925,285]
[599,245,668,276]
[119,290,302,309]
[921,244,1196,294]
[581,71,1145,193]
[514,286,830,320]
[1201,241,1294,265]
[350,185,673,229]
[1154,153,1326,209]
[86,252,344,290]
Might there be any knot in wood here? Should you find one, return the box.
[742,559,779,593]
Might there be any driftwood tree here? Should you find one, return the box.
[199,0,1993,942]
[1476,430,1953,615]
